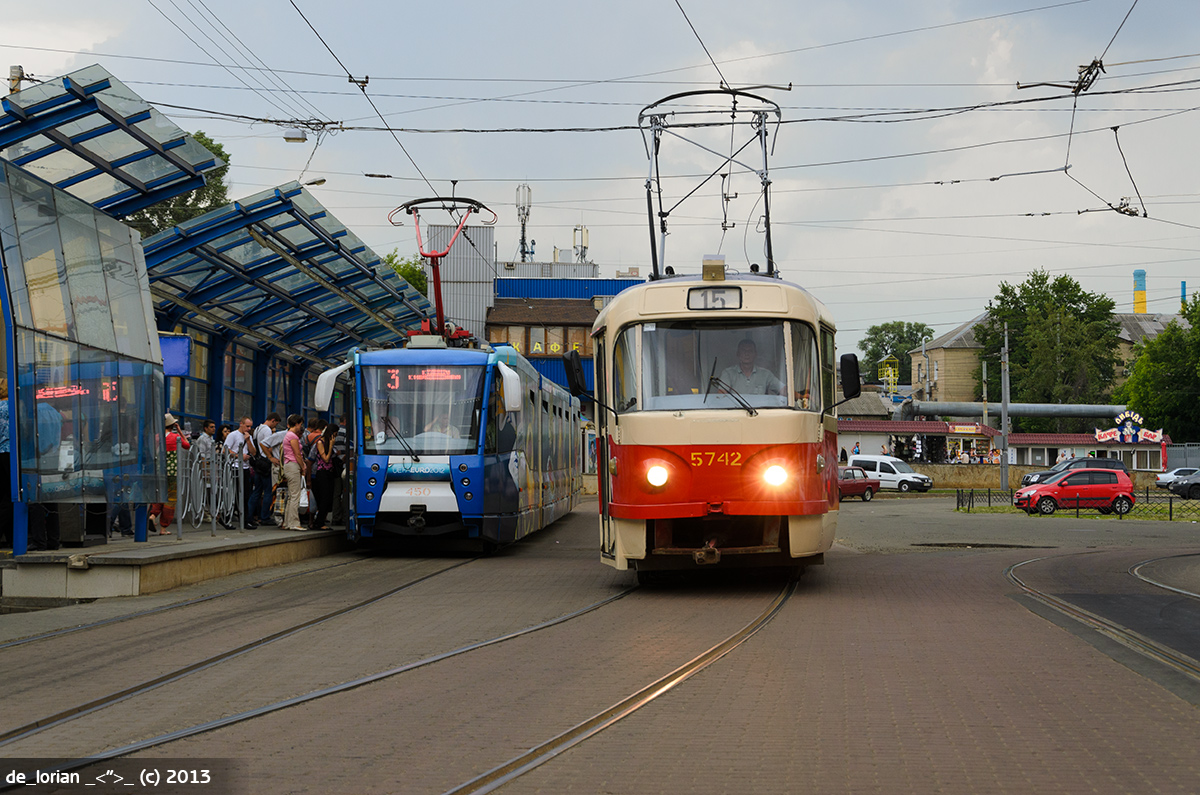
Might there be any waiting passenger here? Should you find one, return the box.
[719,339,783,396]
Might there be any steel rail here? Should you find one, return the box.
[0,555,371,651]
[13,587,638,782]
[441,578,798,795]
[0,558,475,748]
[1129,552,1200,600]
[1007,556,1200,683]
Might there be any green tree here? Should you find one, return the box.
[381,249,428,297]
[124,131,230,238]
[974,270,1120,433]
[858,321,935,385]
[1117,296,1200,442]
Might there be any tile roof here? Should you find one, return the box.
[487,297,599,326]
[837,419,1000,437]
[1009,432,1171,445]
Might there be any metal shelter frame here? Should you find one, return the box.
[142,182,433,367]
[0,64,224,217]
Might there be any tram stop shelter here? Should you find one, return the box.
[1,66,227,555]
[1,65,433,557]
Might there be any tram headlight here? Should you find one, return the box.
[764,465,789,486]
[646,465,669,488]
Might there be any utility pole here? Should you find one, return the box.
[9,65,24,94]
[981,360,988,427]
[1000,322,1011,490]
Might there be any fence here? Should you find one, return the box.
[956,487,1200,521]
[1167,443,1200,470]
[174,442,248,537]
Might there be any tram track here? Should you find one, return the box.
[0,554,374,651]
[437,577,796,795]
[6,585,639,783]
[0,557,477,749]
[1007,553,1200,684]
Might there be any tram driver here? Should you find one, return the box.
[719,339,783,396]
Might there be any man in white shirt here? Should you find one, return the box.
[251,413,281,525]
[224,416,258,529]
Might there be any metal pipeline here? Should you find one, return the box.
[897,399,1126,421]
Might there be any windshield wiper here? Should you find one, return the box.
[707,376,758,416]
[702,357,718,404]
[386,415,420,462]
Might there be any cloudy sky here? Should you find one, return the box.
[5,0,1197,354]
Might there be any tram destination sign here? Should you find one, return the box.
[687,286,741,310]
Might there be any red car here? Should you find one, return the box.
[1013,467,1136,516]
[838,466,881,502]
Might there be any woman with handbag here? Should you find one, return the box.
[280,414,307,531]
[310,424,338,531]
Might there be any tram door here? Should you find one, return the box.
[595,338,616,558]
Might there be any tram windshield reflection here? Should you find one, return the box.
[615,320,821,413]
[361,365,485,455]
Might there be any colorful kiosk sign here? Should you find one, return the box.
[1095,411,1163,444]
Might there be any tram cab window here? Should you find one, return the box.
[613,328,638,413]
[361,364,484,456]
[791,322,820,412]
[634,320,789,412]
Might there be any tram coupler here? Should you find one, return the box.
[407,504,427,530]
[693,539,721,565]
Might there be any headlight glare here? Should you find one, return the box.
[646,465,669,487]
[764,465,789,486]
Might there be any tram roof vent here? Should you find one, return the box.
[702,255,725,281]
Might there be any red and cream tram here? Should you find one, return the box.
[568,261,859,581]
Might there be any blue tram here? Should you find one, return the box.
[315,336,582,546]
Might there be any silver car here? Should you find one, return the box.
[1156,467,1198,488]
[1168,471,1200,500]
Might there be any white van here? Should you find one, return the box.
[847,455,933,493]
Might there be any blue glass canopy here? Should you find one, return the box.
[0,64,223,218]
[142,182,432,365]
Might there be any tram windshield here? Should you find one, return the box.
[360,365,485,455]
[615,320,821,413]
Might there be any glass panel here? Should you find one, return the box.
[185,377,208,417]
[528,326,545,356]
[820,327,836,410]
[58,192,118,351]
[360,365,485,456]
[546,327,565,356]
[638,320,788,412]
[30,335,81,498]
[488,326,507,344]
[567,327,587,356]
[613,327,637,413]
[0,165,34,331]
[119,153,177,187]
[191,342,209,380]
[16,147,93,187]
[64,172,129,206]
[506,326,524,354]
[9,169,74,337]
[791,322,820,412]
[96,213,151,359]
[168,376,183,411]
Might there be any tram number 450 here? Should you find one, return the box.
[689,451,742,466]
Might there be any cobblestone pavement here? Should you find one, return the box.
[6,499,1200,794]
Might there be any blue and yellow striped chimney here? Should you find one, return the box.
[1133,269,1147,313]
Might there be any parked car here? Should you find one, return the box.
[1168,471,1200,500]
[1013,468,1136,515]
[846,455,932,493]
[838,466,881,502]
[1156,467,1199,489]
[1020,456,1127,486]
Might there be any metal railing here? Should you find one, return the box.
[956,487,1200,520]
[175,442,247,537]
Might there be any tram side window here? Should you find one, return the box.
[613,327,638,413]
[791,323,820,412]
[820,327,836,409]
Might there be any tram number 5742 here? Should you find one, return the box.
[689,451,743,467]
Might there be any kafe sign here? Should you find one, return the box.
[1095,411,1163,444]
